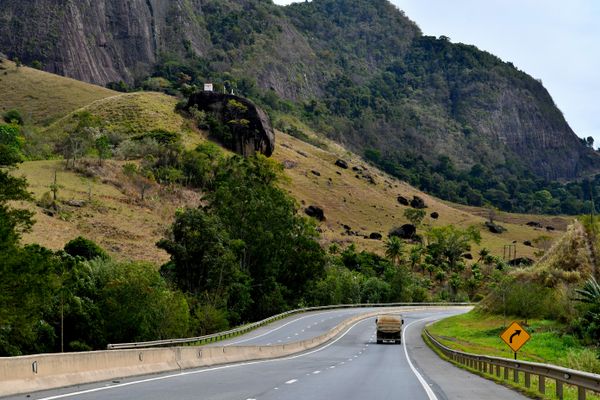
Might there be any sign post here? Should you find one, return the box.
[500,321,531,360]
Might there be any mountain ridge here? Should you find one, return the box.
[1,0,598,183]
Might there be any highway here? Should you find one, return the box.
[8,308,527,400]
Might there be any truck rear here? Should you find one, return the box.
[376,315,403,344]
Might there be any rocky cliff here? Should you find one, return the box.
[1,0,598,181]
[0,0,210,85]
[187,91,275,157]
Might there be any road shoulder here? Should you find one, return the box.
[405,316,529,400]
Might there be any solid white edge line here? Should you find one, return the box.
[37,316,374,400]
[403,317,440,400]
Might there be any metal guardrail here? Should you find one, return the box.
[107,302,471,350]
[425,329,600,400]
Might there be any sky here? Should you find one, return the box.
[273,0,600,144]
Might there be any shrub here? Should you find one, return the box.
[64,237,108,260]
[3,110,23,125]
[115,138,161,160]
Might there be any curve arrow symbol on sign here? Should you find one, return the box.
[509,330,521,343]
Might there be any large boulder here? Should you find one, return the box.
[186,91,275,157]
[397,196,409,206]
[369,232,383,240]
[305,205,325,221]
[335,159,349,169]
[485,221,506,234]
[389,224,416,239]
[410,195,427,209]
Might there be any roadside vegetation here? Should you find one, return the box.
[0,59,589,363]
[427,217,600,375]
[1,110,516,356]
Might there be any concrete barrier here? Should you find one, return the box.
[0,306,462,397]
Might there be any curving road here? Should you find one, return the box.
[7,308,527,400]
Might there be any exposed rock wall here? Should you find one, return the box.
[187,91,275,157]
[0,0,210,85]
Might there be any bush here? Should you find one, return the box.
[115,138,161,160]
[64,237,108,260]
[482,279,561,321]
[3,110,23,125]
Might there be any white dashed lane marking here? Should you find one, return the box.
[285,379,298,385]
[313,370,321,374]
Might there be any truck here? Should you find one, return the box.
[376,315,403,344]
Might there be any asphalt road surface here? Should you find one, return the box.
[7,308,527,400]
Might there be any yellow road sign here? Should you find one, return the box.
[500,322,531,352]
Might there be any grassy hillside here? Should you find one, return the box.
[0,59,115,126]
[15,160,201,264]
[273,132,567,259]
[44,92,198,142]
[2,64,567,262]
[14,132,566,265]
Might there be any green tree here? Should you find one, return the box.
[58,112,100,168]
[409,244,423,271]
[64,237,108,260]
[209,155,325,318]
[426,225,481,272]
[94,135,111,166]
[0,123,32,247]
[403,208,426,227]
[385,236,404,266]
[84,258,190,345]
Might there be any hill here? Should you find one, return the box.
[15,160,201,264]
[0,65,566,261]
[14,120,568,265]
[15,131,567,263]
[44,91,204,149]
[274,131,567,259]
[1,0,598,188]
[0,59,115,126]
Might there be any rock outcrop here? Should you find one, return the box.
[0,0,211,86]
[305,205,325,221]
[186,92,275,157]
[389,224,416,240]
[410,196,427,209]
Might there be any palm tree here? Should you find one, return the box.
[575,277,600,304]
[409,245,423,271]
[385,236,404,266]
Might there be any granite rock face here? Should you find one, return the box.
[186,91,275,157]
[0,0,210,85]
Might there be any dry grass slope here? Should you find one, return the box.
[1,61,568,262]
[513,221,595,285]
[0,59,115,126]
[45,92,194,139]
[273,132,568,259]
[14,160,201,264]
